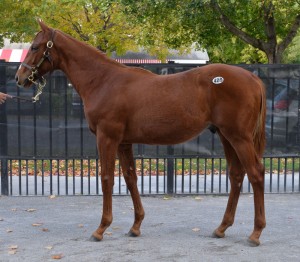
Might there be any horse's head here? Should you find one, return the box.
[15,20,55,89]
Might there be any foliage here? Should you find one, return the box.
[1,0,300,63]
[283,35,300,63]
[0,0,40,46]
[123,0,300,64]
[0,0,139,55]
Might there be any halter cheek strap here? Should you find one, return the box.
[20,29,56,102]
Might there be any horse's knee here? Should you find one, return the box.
[101,175,114,189]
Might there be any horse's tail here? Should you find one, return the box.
[253,78,266,158]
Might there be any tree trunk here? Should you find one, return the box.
[211,1,300,64]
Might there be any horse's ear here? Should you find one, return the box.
[38,19,49,31]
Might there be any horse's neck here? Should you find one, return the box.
[55,33,123,99]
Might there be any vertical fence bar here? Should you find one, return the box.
[270,157,273,193]
[292,158,295,192]
[88,159,91,195]
[167,145,174,194]
[0,159,8,195]
[225,159,229,193]
[42,159,45,195]
[18,160,22,195]
[181,158,184,193]
[189,159,192,193]
[196,158,199,193]
[211,158,214,193]
[277,158,280,192]
[34,159,37,195]
[96,158,99,195]
[204,158,207,193]
[148,158,151,194]
[0,61,8,195]
[218,158,222,193]
[9,160,13,195]
[72,159,76,195]
[65,159,68,195]
[156,158,159,193]
[141,158,144,194]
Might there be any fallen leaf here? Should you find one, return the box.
[42,228,49,232]
[26,208,37,212]
[112,226,120,230]
[49,195,56,199]
[0,217,4,221]
[6,229,13,233]
[8,245,18,255]
[32,223,43,227]
[11,208,17,212]
[78,224,84,228]
[104,231,112,236]
[45,245,53,250]
[192,227,200,232]
[51,254,63,259]
[194,196,202,201]
[163,196,171,200]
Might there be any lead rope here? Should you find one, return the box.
[8,77,46,103]
[32,76,46,103]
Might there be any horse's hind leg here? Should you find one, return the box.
[235,143,266,246]
[118,144,145,237]
[223,133,266,246]
[213,132,246,238]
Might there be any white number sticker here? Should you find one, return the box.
[212,77,224,84]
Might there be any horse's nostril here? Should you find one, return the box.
[15,75,19,83]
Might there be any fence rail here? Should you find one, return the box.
[1,62,300,195]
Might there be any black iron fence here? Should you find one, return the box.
[1,62,300,196]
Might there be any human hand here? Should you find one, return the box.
[0,92,12,104]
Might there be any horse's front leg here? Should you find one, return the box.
[90,134,119,241]
[118,144,145,237]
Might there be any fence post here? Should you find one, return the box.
[297,74,300,152]
[167,145,174,194]
[0,60,8,195]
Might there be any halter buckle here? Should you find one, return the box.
[47,41,53,48]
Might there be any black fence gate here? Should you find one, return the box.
[1,62,300,195]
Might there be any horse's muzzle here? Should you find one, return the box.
[15,74,31,88]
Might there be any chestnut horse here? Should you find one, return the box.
[15,21,266,246]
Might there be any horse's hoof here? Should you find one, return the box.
[212,229,225,238]
[126,229,140,237]
[89,233,103,242]
[247,237,260,247]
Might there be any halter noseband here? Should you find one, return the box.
[21,29,56,102]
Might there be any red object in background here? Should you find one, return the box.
[274,99,290,110]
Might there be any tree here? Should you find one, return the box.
[123,0,300,64]
[209,0,300,63]
[1,0,300,63]
[0,0,139,55]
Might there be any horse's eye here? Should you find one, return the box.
[31,46,39,51]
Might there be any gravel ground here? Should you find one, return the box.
[0,194,299,262]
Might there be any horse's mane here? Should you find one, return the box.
[57,30,126,68]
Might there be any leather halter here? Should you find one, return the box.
[20,29,56,102]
